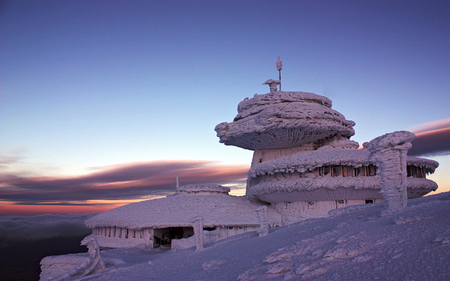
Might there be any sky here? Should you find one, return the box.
[1,0,449,215]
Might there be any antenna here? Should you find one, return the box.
[276,57,282,91]
[176,175,180,189]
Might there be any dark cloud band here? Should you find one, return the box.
[0,161,249,206]
[409,127,450,157]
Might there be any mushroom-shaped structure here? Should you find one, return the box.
[84,184,280,249]
[216,87,439,224]
[215,91,355,150]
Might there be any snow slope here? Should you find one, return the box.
[43,191,450,280]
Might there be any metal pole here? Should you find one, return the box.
[276,56,282,91]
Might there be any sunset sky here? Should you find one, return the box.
[1,0,449,215]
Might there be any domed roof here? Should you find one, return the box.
[215,91,355,150]
[176,183,230,195]
[85,184,283,230]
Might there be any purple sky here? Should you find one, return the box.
[1,0,449,215]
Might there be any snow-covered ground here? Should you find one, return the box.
[42,191,450,280]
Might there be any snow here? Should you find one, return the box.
[40,78,443,280]
[248,148,438,178]
[248,149,372,177]
[84,192,277,230]
[177,183,230,194]
[246,145,438,204]
[215,91,355,150]
[366,131,415,214]
[407,156,439,171]
[42,191,450,280]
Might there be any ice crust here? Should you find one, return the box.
[177,183,230,194]
[85,191,274,230]
[248,148,438,178]
[215,91,355,150]
[42,192,450,281]
[248,149,372,177]
[41,79,442,280]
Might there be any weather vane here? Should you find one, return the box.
[276,56,282,91]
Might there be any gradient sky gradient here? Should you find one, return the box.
[1,0,449,215]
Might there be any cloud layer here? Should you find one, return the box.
[409,119,450,157]
[0,161,248,208]
[1,119,448,215]
[0,213,94,241]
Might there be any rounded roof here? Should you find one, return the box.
[177,183,230,194]
[215,91,355,150]
[85,193,265,229]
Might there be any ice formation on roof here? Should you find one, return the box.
[41,59,442,281]
[176,183,230,195]
[85,184,278,229]
[40,191,450,281]
[215,91,355,150]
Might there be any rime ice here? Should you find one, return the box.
[40,64,439,280]
[217,85,437,224]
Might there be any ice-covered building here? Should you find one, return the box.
[215,81,439,223]
[84,184,280,249]
[41,61,441,281]
[83,60,439,247]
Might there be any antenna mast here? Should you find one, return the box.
[276,56,282,91]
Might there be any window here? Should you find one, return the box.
[342,166,348,177]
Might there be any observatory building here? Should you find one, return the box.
[83,60,439,249]
[215,89,438,223]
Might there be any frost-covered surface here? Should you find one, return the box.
[249,150,439,178]
[248,149,371,177]
[215,91,355,150]
[248,175,437,203]
[366,131,414,214]
[246,138,438,204]
[248,177,382,202]
[177,184,230,194]
[84,234,153,249]
[235,91,332,114]
[46,192,450,281]
[407,156,439,171]
[85,193,273,229]
[43,237,106,280]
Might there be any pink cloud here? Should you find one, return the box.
[410,118,450,134]
[0,161,249,208]
[409,122,450,156]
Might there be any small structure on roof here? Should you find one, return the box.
[262,79,280,93]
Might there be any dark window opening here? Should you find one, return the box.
[203,227,216,231]
[365,199,374,204]
[407,165,426,178]
[153,227,194,248]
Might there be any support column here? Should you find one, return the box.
[192,217,204,251]
[256,206,269,237]
[365,131,414,215]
